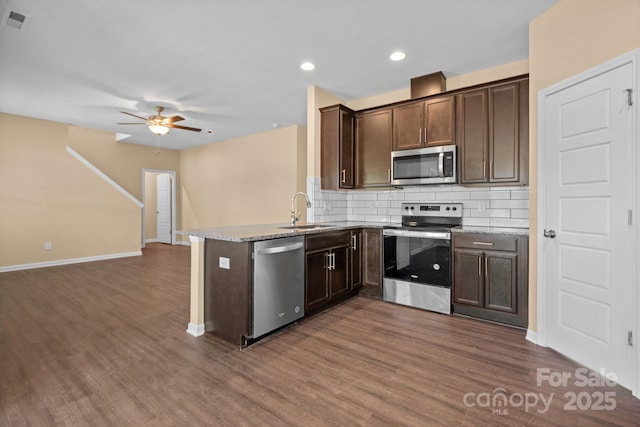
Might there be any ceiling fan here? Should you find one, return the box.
[118,106,202,135]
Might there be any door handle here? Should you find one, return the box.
[543,229,556,238]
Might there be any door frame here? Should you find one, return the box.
[536,48,639,398]
[142,168,177,248]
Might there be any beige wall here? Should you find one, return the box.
[0,113,141,267]
[527,0,640,332]
[180,125,307,235]
[307,86,343,177]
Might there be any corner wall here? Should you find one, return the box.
[528,0,640,332]
[179,125,307,235]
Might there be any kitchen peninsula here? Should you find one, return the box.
[182,221,386,346]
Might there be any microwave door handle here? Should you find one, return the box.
[438,152,444,176]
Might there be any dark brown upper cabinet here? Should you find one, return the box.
[392,95,455,151]
[320,105,355,189]
[457,79,529,185]
[355,108,393,188]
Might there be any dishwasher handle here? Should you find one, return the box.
[255,242,304,256]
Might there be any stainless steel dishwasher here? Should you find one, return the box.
[252,236,305,339]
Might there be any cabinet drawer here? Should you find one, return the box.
[306,231,350,252]
[453,233,518,252]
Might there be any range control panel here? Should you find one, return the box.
[401,203,463,218]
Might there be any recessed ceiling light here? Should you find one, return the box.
[300,62,315,71]
[390,51,406,61]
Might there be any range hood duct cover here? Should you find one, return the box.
[410,71,446,99]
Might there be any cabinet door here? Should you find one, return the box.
[393,102,423,151]
[320,105,355,189]
[356,109,392,188]
[305,251,329,313]
[339,108,355,188]
[453,249,483,306]
[489,83,519,183]
[350,230,363,289]
[484,251,518,313]
[457,89,488,184]
[424,96,455,147]
[329,246,350,299]
[363,228,382,287]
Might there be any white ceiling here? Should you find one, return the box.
[0,0,557,150]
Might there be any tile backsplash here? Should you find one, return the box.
[306,176,529,228]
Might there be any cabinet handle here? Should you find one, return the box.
[352,235,357,251]
[472,241,494,246]
[490,161,493,179]
[324,253,329,269]
[387,168,391,183]
[478,257,482,276]
[424,127,427,143]
[341,169,346,183]
[331,253,336,270]
[418,128,422,143]
[485,257,488,277]
[483,160,486,179]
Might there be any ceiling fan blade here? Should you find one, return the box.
[166,115,185,123]
[120,111,149,121]
[167,124,202,132]
[117,122,148,125]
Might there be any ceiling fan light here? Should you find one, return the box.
[149,124,170,135]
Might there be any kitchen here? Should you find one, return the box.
[2,0,640,425]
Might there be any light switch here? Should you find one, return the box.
[219,257,230,269]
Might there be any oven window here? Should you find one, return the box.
[393,153,440,179]
[384,235,451,287]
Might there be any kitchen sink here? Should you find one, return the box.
[278,224,333,230]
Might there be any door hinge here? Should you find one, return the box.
[629,210,633,226]
[628,330,633,347]
[626,89,633,106]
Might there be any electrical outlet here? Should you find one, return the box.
[219,257,230,269]
[44,242,52,250]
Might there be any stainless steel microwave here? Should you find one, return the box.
[391,145,457,186]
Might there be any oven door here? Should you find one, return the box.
[383,228,452,314]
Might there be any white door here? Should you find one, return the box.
[542,62,634,388]
[156,174,172,244]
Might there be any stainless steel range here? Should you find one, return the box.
[383,202,462,314]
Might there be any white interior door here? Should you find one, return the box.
[542,62,635,389]
[156,173,172,244]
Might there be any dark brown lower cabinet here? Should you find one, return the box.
[203,238,251,347]
[452,233,528,328]
[350,229,363,289]
[305,231,352,315]
[363,228,382,287]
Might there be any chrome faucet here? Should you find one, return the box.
[290,192,312,226]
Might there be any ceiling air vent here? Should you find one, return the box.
[2,9,31,31]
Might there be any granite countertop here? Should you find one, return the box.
[181,221,529,242]
[181,221,391,242]
[452,226,529,236]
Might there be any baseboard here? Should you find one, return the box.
[145,238,159,243]
[187,322,205,337]
[0,251,142,273]
[526,329,538,345]
[178,240,191,247]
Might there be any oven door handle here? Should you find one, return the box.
[383,228,450,240]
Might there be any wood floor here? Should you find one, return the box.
[1,244,639,426]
